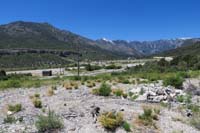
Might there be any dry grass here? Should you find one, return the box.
[47,87,54,96]
[98,112,124,131]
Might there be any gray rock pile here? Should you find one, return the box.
[130,82,185,103]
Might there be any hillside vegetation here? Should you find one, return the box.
[0,21,138,69]
[159,42,200,57]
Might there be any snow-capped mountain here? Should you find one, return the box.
[96,38,200,55]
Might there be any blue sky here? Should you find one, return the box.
[0,0,200,41]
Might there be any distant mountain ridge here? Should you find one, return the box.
[96,38,200,55]
[0,21,199,70]
[0,21,141,60]
[157,41,200,57]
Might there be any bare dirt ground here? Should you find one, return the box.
[0,79,199,133]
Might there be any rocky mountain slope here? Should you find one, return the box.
[158,41,200,56]
[0,21,139,60]
[0,21,140,69]
[96,38,200,55]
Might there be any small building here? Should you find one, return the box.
[42,70,52,76]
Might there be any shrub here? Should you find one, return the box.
[163,75,184,89]
[34,93,40,98]
[176,94,192,103]
[8,104,22,113]
[87,82,94,88]
[63,83,72,90]
[138,107,159,127]
[5,80,21,88]
[105,64,122,69]
[47,88,54,96]
[122,121,131,132]
[190,115,200,130]
[33,99,42,108]
[99,83,111,96]
[51,86,57,90]
[176,95,184,103]
[35,109,64,132]
[0,70,7,80]
[131,94,139,101]
[113,89,124,97]
[160,102,168,108]
[187,104,200,113]
[4,115,16,123]
[85,64,102,71]
[92,88,100,95]
[139,88,145,95]
[122,93,128,98]
[128,92,134,97]
[122,79,130,84]
[99,112,123,130]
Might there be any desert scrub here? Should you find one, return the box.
[190,114,200,130]
[35,109,63,132]
[176,94,192,103]
[4,115,16,124]
[8,104,22,113]
[131,94,139,101]
[99,83,112,96]
[112,89,128,98]
[34,93,40,98]
[113,89,124,97]
[163,75,184,89]
[99,112,123,131]
[47,87,54,96]
[63,82,72,90]
[87,81,96,88]
[33,99,42,108]
[92,83,111,96]
[122,121,131,132]
[92,88,100,95]
[139,88,145,95]
[137,106,160,128]
[121,79,130,84]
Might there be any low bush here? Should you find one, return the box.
[4,80,21,88]
[63,83,72,90]
[85,64,102,71]
[122,93,128,98]
[139,88,145,95]
[8,104,22,113]
[4,115,16,123]
[128,92,134,97]
[122,121,131,132]
[105,64,122,69]
[34,93,40,98]
[176,94,192,103]
[35,109,64,132]
[121,79,130,84]
[47,88,54,96]
[131,94,139,101]
[187,104,200,113]
[99,112,123,131]
[92,88,100,95]
[190,115,200,130]
[176,95,184,103]
[138,107,159,127]
[113,89,124,97]
[99,83,111,96]
[0,70,7,80]
[33,99,42,108]
[163,75,184,89]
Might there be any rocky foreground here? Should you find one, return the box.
[0,79,200,133]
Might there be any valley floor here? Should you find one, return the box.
[0,79,199,133]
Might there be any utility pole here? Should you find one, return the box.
[77,43,80,79]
